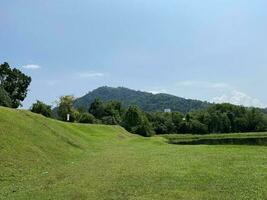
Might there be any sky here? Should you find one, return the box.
[1,0,267,108]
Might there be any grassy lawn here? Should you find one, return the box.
[1,107,267,199]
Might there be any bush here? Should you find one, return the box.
[78,113,95,124]
[30,100,52,117]
[189,120,209,134]
[102,116,118,125]
[0,87,12,107]
[135,119,154,137]
[122,106,154,137]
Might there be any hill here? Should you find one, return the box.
[1,107,267,199]
[74,86,211,113]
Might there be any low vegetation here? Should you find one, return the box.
[30,100,52,117]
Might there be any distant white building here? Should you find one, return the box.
[164,109,171,113]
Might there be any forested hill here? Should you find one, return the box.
[74,86,211,113]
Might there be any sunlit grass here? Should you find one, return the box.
[1,107,267,199]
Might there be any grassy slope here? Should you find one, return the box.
[1,107,267,200]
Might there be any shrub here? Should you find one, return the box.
[101,116,118,125]
[122,106,154,137]
[78,113,95,124]
[30,100,52,117]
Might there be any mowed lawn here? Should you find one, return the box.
[1,107,267,200]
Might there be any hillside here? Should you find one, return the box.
[1,107,267,199]
[74,86,211,113]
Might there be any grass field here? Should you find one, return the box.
[1,107,267,199]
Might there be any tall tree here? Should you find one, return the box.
[0,62,31,108]
[88,98,106,119]
[57,95,76,122]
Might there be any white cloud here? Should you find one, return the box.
[22,64,41,70]
[177,80,231,89]
[212,90,265,108]
[77,72,104,78]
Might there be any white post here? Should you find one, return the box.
[67,114,70,122]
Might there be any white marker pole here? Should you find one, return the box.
[67,114,70,122]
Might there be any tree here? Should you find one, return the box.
[189,120,208,134]
[57,95,76,122]
[101,116,118,125]
[104,101,123,124]
[30,100,52,117]
[122,106,154,137]
[0,86,12,107]
[172,112,183,132]
[78,113,95,124]
[148,112,176,134]
[88,98,106,119]
[246,108,266,132]
[0,62,31,108]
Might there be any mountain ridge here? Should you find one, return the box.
[74,86,211,113]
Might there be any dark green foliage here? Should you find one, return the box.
[147,103,267,135]
[89,99,123,125]
[122,106,154,137]
[147,112,176,134]
[101,116,118,125]
[102,101,123,124]
[0,62,31,108]
[30,100,52,117]
[78,113,95,124]
[187,120,209,134]
[0,86,12,107]
[88,98,106,119]
[192,103,267,134]
[60,94,267,136]
[74,86,210,113]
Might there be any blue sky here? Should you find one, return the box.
[1,0,267,108]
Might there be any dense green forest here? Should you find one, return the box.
[74,86,211,113]
[53,97,267,137]
[84,99,267,136]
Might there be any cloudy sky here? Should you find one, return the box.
[1,0,267,108]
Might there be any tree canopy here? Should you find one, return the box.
[0,86,12,107]
[0,62,31,108]
[57,95,77,122]
[30,100,52,117]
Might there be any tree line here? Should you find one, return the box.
[31,97,267,137]
[1,62,266,137]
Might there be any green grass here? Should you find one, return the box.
[1,107,267,199]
